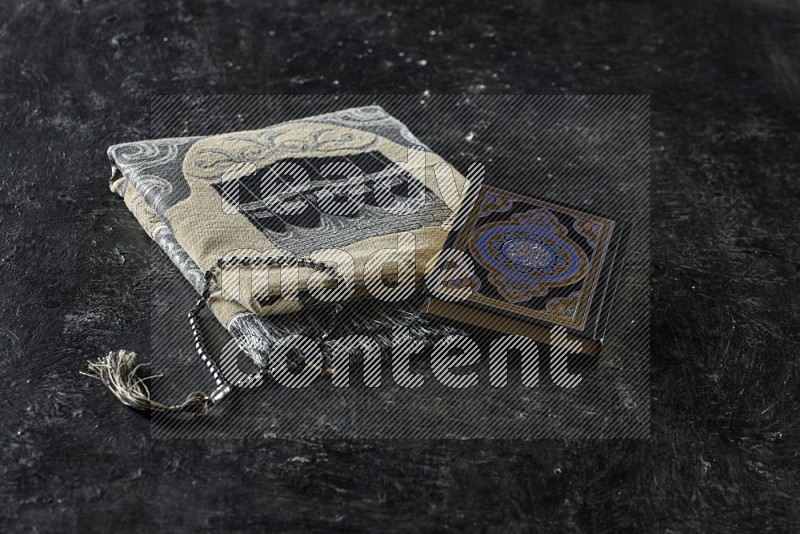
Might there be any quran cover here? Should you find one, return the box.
[426,185,628,357]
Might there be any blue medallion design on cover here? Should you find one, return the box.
[442,185,616,331]
[468,209,589,303]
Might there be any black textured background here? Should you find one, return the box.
[1,0,799,531]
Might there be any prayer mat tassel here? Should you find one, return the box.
[82,350,231,414]
[82,257,343,414]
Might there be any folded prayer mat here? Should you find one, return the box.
[85,106,473,412]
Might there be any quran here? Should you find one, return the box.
[426,185,626,356]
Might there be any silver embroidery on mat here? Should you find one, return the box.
[108,107,460,370]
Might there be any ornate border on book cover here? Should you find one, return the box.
[450,185,615,331]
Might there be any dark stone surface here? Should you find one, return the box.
[1,0,799,531]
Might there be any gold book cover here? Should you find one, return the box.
[426,185,628,357]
